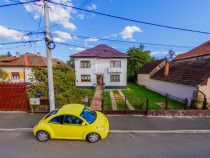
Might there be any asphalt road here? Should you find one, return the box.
[0,113,210,158]
[0,113,210,130]
[0,131,209,158]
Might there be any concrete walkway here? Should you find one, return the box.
[118,90,135,110]
[90,86,102,111]
[110,90,117,110]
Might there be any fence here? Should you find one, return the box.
[0,82,28,111]
[26,95,210,116]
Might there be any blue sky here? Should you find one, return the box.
[0,0,210,62]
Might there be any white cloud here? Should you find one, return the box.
[111,34,117,37]
[77,14,84,20]
[120,26,142,39]
[150,51,183,56]
[53,38,65,43]
[21,0,77,31]
[87,3,96,10]
[0,25,29,41]
[129,39,136,41]
[34,15,40,20]
[0,45,3,47]
[68,48,73,50]
[85,37,99,42]
[53,31,72,40]
[150,52,168,56]
[75,47,85,51]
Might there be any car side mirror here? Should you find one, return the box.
[82,122,86,126]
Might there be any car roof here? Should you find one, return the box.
[57,104,85,116]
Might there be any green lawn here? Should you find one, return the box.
[122,83,185,110]
[55,89,95,108]
[113,90,129,110]
[102,90,112,110]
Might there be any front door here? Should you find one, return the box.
[97,75,103,85]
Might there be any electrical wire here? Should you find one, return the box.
[49,1,210,35]
[0,0,37,8]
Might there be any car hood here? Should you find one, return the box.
[92,111,109,126]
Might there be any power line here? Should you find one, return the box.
[51,32,193,49]
[0,39,44,46]
[49,1,210,35]
[0,0,37,8]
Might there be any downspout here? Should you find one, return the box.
[196,85,207,110]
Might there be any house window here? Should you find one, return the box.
[110,61,121,67]
[110,75,120,82]
[81,75,91,82]
[81,61,90,68]
[11,72,20,79]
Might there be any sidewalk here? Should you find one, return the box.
[0,113,210,131]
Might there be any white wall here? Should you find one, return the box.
[74,58,127,87]
[0,66,33,83]
[149,79,197,100]
[137,74,150,87]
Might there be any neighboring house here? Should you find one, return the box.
[173,40,210,62]
[0,52,72,83]
[137,59,166,87]
[137,59,210,103]
[71,44,130,89]
[137,41,210,103]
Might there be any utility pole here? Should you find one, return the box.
[43,0,55,111]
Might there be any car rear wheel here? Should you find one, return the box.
[87,132,100,143]
[36,130,50,142]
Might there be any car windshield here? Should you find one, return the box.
[45,109,58,119]
[80,107,97,124]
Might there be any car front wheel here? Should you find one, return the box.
[36,130,50,142]
[87,132,100,143]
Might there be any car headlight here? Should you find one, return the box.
[101,126,105,131]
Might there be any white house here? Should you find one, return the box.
[71,44,130,89]
[137,41,210,103]
[0,52,72,83]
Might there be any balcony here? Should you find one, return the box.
[108,67,122,73]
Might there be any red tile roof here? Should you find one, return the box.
[71,44,130,58]
[0,53,72,70]
[138,59,166,74]
[174,41,210,61]
[151,58,210,86]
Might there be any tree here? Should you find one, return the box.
[127,44,155,82]
[66,58,75,69]
[28,65,76,98]
[0,68,8,80]
[166,49,176,61]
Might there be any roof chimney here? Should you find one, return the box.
[164,61,169,76]
[16,52,20,58]
[37,52,41,56]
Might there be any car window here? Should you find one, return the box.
[63,115,83,125]
[80,107,97,124]
[49,115,63,124]
[45,109,59,120]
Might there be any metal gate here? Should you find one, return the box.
[0,82,28,111]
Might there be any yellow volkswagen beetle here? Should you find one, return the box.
[33,104,109,143]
